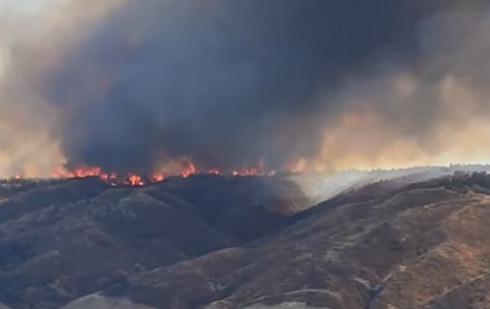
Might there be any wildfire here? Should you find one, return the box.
[181,161,197,178]
[48,159,280,186]
[150,173,165,182]
[126,174,144,186]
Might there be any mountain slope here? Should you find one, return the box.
[2,171,490,308]
[0,175,307,309]
[100,172,490,309]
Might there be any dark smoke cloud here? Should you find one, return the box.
[45,0,487,174]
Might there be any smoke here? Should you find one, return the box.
[0,0,125,176]
[0,0,489,176]
[312,3,490,170]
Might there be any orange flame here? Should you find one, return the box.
[181,161,197,178]
[126,174,144,186]
[150,173,165,182]
[44,157,287,187]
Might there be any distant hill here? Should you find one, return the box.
[290,164,490,204]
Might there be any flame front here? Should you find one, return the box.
[126,174,144,186]
[48,158,281,186]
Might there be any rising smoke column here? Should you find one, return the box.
[42,0,489,175]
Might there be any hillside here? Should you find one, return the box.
[0,175,306,309]
[0,171,490,308]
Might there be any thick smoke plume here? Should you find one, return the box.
[0,0,489,176]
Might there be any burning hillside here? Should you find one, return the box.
[1,1,490,308]
[51,160,278,187]
[49,159,282,186]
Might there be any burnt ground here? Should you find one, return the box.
[1,172,490,308]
